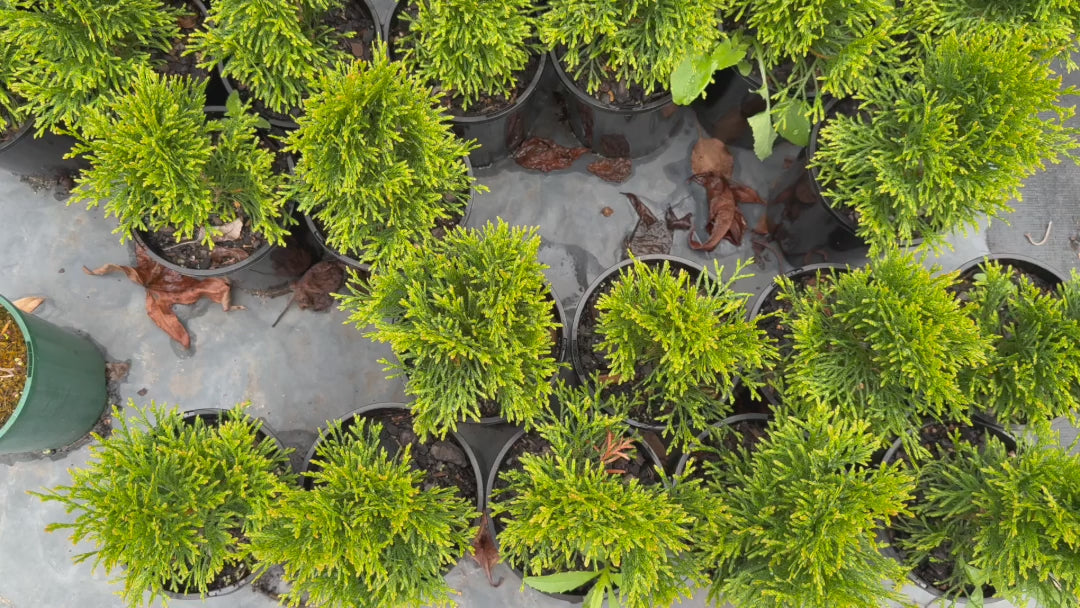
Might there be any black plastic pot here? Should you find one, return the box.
[300,156,476,273]
[879,420,1014,606]
[301,403,485,511]
[672,412,771,478]
[570,254,703,431]
[550,50,683,159]
[484,427,665,603]
[161,408,291,600]
[954,253,1068,290]
[0,119,88,177]
[385,2,548,168]
[214,0,380,129]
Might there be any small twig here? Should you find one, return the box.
[0,367,14,378]
[270,297,294,328]
[163,239,198,251]
[0,320,11,337]
[1025,221,1052,246]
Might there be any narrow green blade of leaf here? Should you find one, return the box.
[524,570,600,593]
[671,53,717,105]
[776,101,811,147]
[583,583,605,608]
[225,91,242,116]
[748,110,778,160]
[709,40,747,72]
[610,572,624,587]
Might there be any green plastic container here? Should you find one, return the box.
[0,296,107,454]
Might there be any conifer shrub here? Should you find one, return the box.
[779,252,988,454]
[490,382,703,608]
[32,403,294,608]
[398,0,538,111]
[811,30,1079,252]
[285,46,478,265]
[248,416,477,608]
[538,0,723,98]
[68,70,291,248]
[0,0,22,132]
[961,261,1080,434]
[896,432,1080,606]
[0,0,184,135]
[591,258,776,448]
[338,220,560,440]
[187,0,348,115]
[693,407,915,608]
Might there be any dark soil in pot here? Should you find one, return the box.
[0,306,28,427]
[674,414,770,483]
[807,98,873,236]
[554,48,667,109]
[324,407,479,503]
[386,2,542,118]
[0,117,19,145]
[155,0,213,81]
[885,421,1011,600]
[951,255,1065,299]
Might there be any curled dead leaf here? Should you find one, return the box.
[206,219,244,243]
[623,193,673,256]
[512,137,588,172]
[691,136,734,179]
[684,173,763,250]
[470,513,503,587]
[12,297,44,314]
[587,157,632,184]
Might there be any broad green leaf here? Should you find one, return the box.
[736,60,752,77]
[776,101,811,147]
[524,570,600,593]
[254,117,271,130]
[225,91,242,116]
[710,40,748,72]
[610,571,624,587]
[671,53,716,105]
[748,110,778,160]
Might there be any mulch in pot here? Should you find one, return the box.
[155,1,213,81]
[886,421,1007,599]
[679,416,769,484]
[0,307,28,427]
[353,408,478,503]
[951,261,1059,301]
[387,4,541,118]
[556,49,667,109]
[165,552,251,596]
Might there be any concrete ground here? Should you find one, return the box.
[1,12,1079,606]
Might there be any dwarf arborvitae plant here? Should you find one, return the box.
[0,0,22,131]
[780,252,988,454]
[902,0,1080,68]
[285,46,478,264]
[593,258,776,448]
[961,261,1080,434]
[187,0,347,114]
[248,417,476,608]
[68,70,291,247]
[694,408,915,608]
[491,383,701,608]
[897,433,1080,607]
[32,403,294,608]
[399,0,538,111]
[811,31,1079,252]
[539,0,722,97]
[338,220,560,440]
[0,0,182,135]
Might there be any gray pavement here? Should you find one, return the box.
[2,17,1079,607]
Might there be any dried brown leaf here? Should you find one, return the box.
[471,513,503,587]
[211,219,243,243]
[83,247,240,349]
[512,137,588,172]
[12,297,44,314]
[687,173,763,250]
[209,247,250,266]
[270,237,314,277]
[623,193,672,256]
[293,261,345,311]
[587,157,632,183]
[665,207,692,231]
[691,136,734,178]
[105,362,130,383]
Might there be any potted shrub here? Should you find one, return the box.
[32,402,295,606]
[778,251,989,456]
[571,255,776,448]
[809,30,1080,252]
[690,407,915,608]
[956,259,1080,435]
[0,295,107,454]
[673,0,908,160]
[888,423,1080,606]
[248,406,479,608]
[68,69,294,277]
[388,0,545,167]
[489,382,702,607]
[538,0,723,157]
[187,0,379,127]
[286,45,479,269]
[337,220,563,439]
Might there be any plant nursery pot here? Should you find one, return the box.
[484,428,664,603]
[300,156,476,273]
[0,296,107,454]
[160,408,291,599]
[672,412,771,479]
[571,253,703,430]
[301,403,485,510]
[0,119,88,177]
[879,420,1014,606]
[384,2,549,168]
[213,0,380,129]
[954,253,1068,291]
[550,50,683,158]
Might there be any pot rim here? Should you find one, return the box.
[0,118,34,156]
[0,295,35,438]
[672,412,772,478]
[952,253,1068,288]
[548,48,673,114]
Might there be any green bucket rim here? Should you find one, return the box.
[0,295,36,438]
